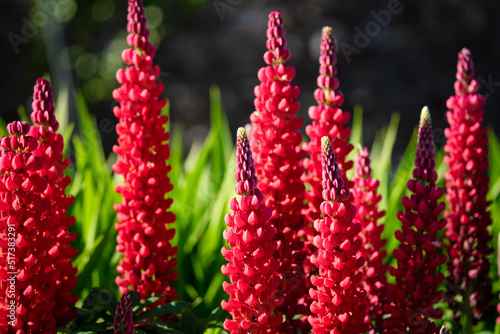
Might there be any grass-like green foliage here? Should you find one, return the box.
[7,86,500,334]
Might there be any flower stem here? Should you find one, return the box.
[463,284,474,334]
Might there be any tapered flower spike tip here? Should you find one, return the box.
[414,106,437,183]
[237,127,247,142]
[354,144,371,180]
[320,136,350,202]
[321,135,331,153]
[31,77,58,130]
[420,105,431,128]
[235,127,258,196]
[126,0,154,56]
[322,26,332,37]
[455,47,478,95]
[264,11,291,65]
[313,25,343,107]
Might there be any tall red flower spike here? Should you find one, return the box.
[221,127,284,334]
[0,121,58,333]
[385,107,447,333]
[300,27,354,307]
[249,11,308,332]
[351,146,389,333]
[444,48,493,322]
[302,26,353,224]
[28,78,79,326]
[308,136,368,334]
[113,0,178,302]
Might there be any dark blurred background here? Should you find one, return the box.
[0,0,499,158]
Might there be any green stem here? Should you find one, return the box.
[463,284,474,334]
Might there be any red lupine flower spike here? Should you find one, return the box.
[0,121,61,333]
[113,0,178,305]
[301,26,353,226]
[301,27,354,320]
[221,127,284,334]
[28,78,79,326]
[444,48,493,323]
[352,145,389,333]
[307,137,368,334]
[250,11,308,332]
[385,107,447,334]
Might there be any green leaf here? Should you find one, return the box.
[55,83,70,135]
[179,310,205,334]
[17,105,30,123]
[73,217,115,297]
[349,104,363,147]
[73,322,108,333]
[135,301,190,322]
[137,322,186,334]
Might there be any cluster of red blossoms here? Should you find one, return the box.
[112,0,178,302]
[0,77,78,333]
[221,128,284,334]
[302,26,353,225]
[385,107,447,333]
[223,10,495,334]
[351,147,389,333]
[444,48,493,322]
[29,78,79,326]
[301,26,354,292]
[249,11,308,332]
[1,3,497,334]
[308,137,368,334]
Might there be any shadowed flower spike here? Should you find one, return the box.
[0,121,61,333]
[221,127,284,334]
[114,293,134,334]
[307,137,368,334]
[351,145,389,333]
[385,107,447,334]
[113,0,178,304]
[444,48,493,323]
[250,11,308,332]
[28,77,79,326]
